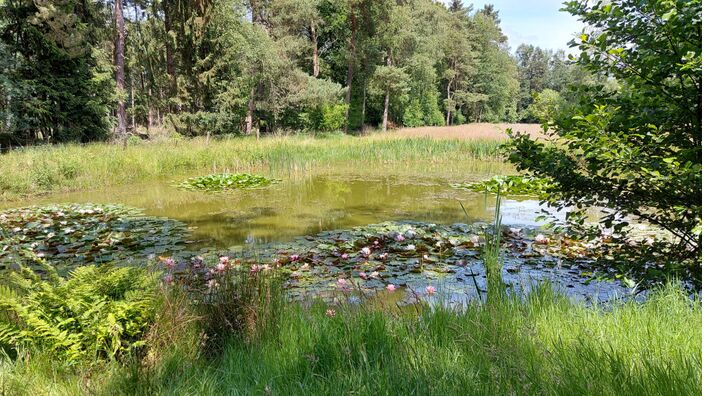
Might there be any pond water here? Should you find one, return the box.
[3,160,628,303]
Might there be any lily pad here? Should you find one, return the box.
[451,175,552,196]
[177,173,279,192]
[0,203,190,272]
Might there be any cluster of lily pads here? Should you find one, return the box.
[229,221,631,303]
[177,173,279,192]
[451,175,552,196]
[0,204,190,272]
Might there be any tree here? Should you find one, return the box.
[506,0,702,284]
[114,0,127,140]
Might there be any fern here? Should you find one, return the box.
[0,259,157,363]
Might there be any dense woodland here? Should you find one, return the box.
[0,0,585,144]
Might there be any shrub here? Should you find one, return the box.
[0,257,158,363]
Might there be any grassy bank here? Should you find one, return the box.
[1,284,699,395]
[0,134,503,200]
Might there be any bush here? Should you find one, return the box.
[0,258,157,363]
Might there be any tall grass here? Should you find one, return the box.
[0,283,698,395]
[0,134,504,200]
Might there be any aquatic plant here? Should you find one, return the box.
[0,204,189,271]
[451,175,552,196]
[177,173,279,192]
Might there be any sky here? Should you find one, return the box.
[457,1,584,53]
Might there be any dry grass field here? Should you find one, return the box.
[391,123,545,140]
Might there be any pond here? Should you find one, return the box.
[1,160,628,303]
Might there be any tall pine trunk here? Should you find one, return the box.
[114,0,127,142]
[311,24,319,77]
[344,10,357,133]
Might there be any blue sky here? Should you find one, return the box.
[456,1,584,53]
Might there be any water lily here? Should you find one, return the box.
[219,256,230,264]
[373,240,379,246]
[405,244,416,251]
[534,234,549,244]
[359,271,368,280]
[162,257,176,269]
[207,279,219,289]
[395,234,405,242]
[290,254,300,261]
[215,262,227,273]
[360,247,371,256]
[300,263,310,271]
[163,274,174,285]
[386,284,396,292]
[341,253,349,260]
[378,252,389,260]
[404,229,417,238]
[422,254,429,260]
[326,309,336,317]
[369,271,380,279]
[425,285,436,296]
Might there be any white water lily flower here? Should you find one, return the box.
[534,234,549,244]
[405,244,416,251]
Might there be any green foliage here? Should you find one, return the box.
[451,175,552,196]
[527,89,565,124]
[0,260,157,363]
[506,0,702,281]
[177,173,279,192]
[4,283,697,395]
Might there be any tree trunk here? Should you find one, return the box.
[361,83,366,127]
[114,0,127,142]
[344,10,357,133]
[382,88,389,132]
[163,0,176,107]
[445,81,452,126]
[311,24,319,77]
[245,87,255,135]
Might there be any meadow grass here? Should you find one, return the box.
[1,284,699,395]
[0,134,503,200]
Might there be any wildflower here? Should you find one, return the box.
[290,254,300,262]
[326,309,336,317]
[405,244,416,251]
[341,253,349,260]
[215,262,227,273]
[219,256,230,264]
[250,264,261,274]
[162,257,176,269]
[359,272,368,280]
[207,279,219,289]
[163,274,174,285]
[386,284,396,292]
[337,278,349,287]
[361,247,371,256]
[425,285,436,296]
[260,264,271,271]
[395,234,405,242]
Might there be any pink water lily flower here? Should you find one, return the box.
[290,254,300,261]
[425,285,436,296]
[219,256,230,264]
[395,234,405,242]
[359,272,368,280]
[163,258,176,269]
[341,253,349,260]
[163,274,174,285]
[386,284,396,292]
[215,262,227,273]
